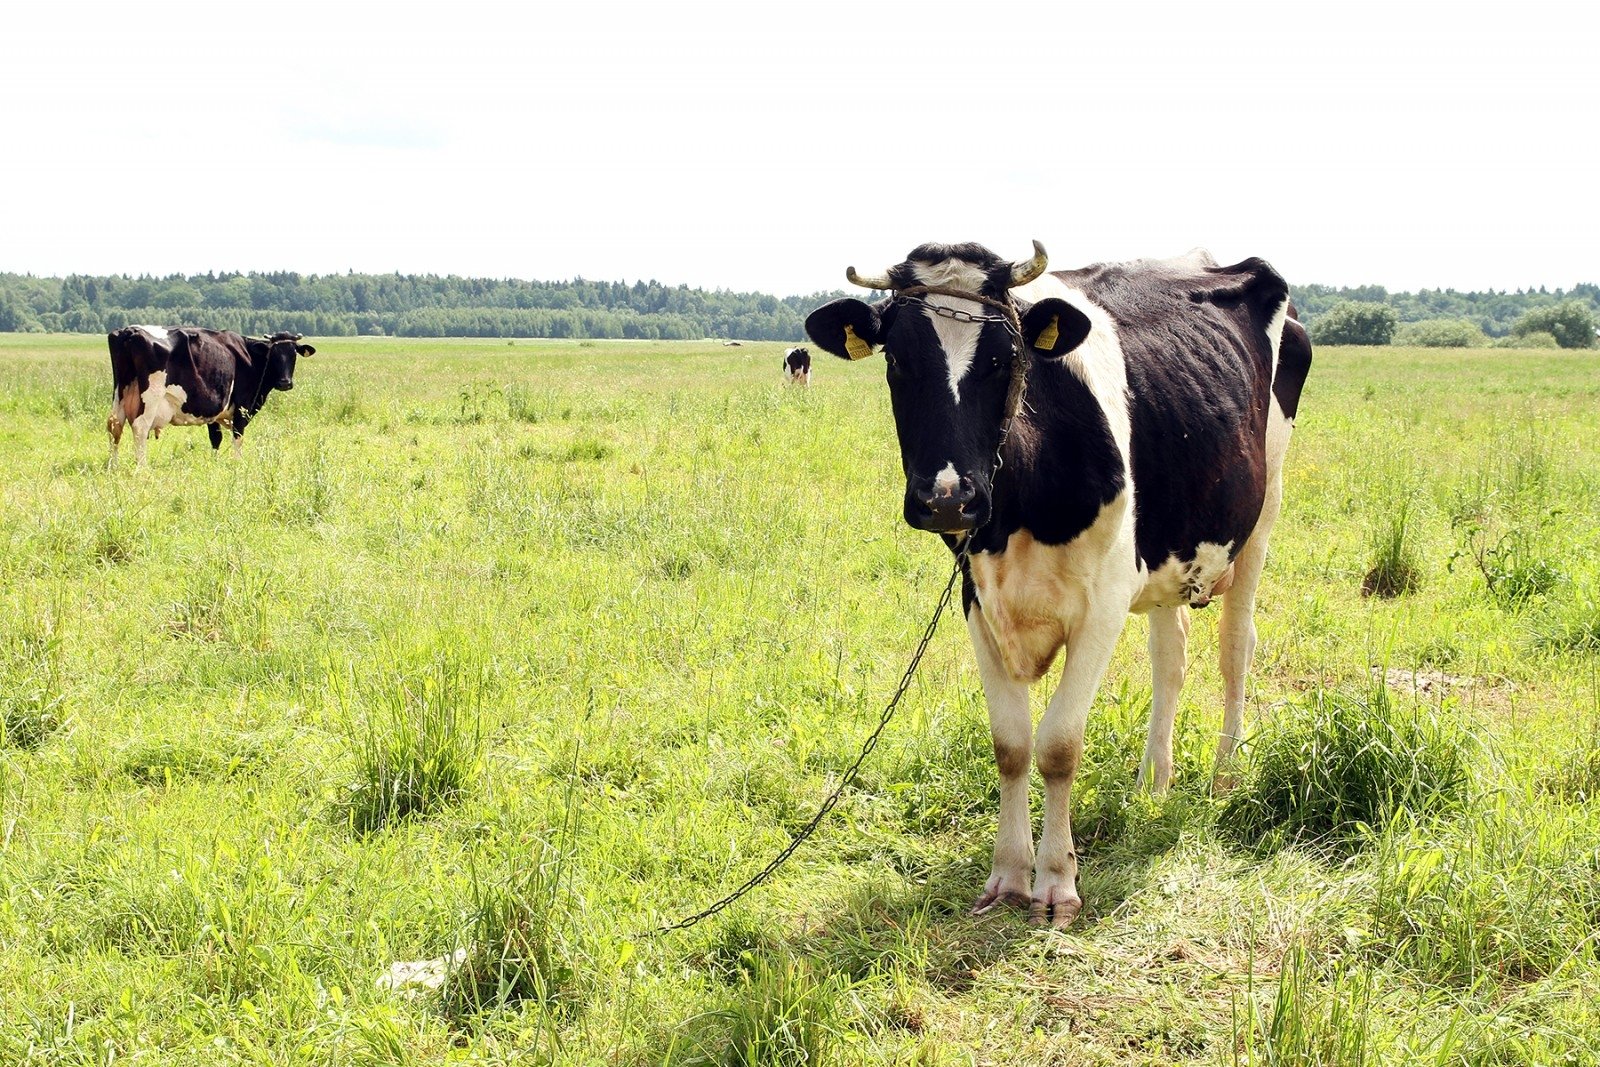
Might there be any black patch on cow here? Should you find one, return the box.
[784,347,811,373]
[890,243,1017,298]
[166,330,242,419]
[1274,316,1312,421]
[968,354,1126,555]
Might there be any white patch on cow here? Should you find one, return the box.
[1265,298,1288,380]
[968,492,1138,684]
[134,371,186,435]
[928,307,981,403]
[909,259,994,403]
[1265,393,1293,469]
[1009,274,1133,466]
[1169,247,1219,271]
[933,462,960,495]
[133,324,169,340]
[1132,541,1236,613]
[910,259,989,292]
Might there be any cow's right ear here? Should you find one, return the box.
[805,299,884,361]
[297,344,316,357]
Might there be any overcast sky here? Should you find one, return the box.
[5,1,1595,296]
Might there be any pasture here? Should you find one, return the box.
[1,332,1598,1065]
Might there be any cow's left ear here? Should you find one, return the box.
[805,298,884,361]
[296,344,316,357]
[1020,299,1092,357]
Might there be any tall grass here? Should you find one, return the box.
[1217,683,1475,852]
[672,953,848,1067]
[1363,489,1423,598]
[0,606,65,749]
[334,653,486,834]
[440,846,584,1021]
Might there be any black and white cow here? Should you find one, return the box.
[783,346,812,385]
[106,326,315,467]
[805,241,1310,926]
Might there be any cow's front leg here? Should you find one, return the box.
[966,607,1034,913]
[131,414,153,468]
[1033,604,1124,927]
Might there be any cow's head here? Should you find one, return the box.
[805,241,1088,534]
[258,331,315,391]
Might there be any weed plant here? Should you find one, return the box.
[1217,683,1475,851]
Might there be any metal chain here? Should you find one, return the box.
[894,295,1010,326]
[649,546,968,936]
[648,283,1030,938]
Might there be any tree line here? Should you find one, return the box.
[0,271,847,342]
[0,269,1595,347]
[1294,283,1599,348]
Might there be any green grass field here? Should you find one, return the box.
[2,333,1598,1065]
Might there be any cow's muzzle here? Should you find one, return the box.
[276,380,294,391]
[904,474,985,533]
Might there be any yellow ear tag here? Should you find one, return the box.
[1033,316,1060,351]
[842,323,874,360]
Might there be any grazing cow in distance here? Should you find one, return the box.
[106,326,315,467]
[805,240,1310,926]
[783,346,812,385]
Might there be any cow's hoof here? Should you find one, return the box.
[1135,759,1173,795]
[1029,886,1083,928]
[971,875,1031,915]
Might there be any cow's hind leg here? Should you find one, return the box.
[1032,603,1124,927]
[1138,605,1189,793]
[1215,476,1283,789]
[107,384,138,469]
[208,424,223,451]
[107,405,125,469]
[967,608,1034,913]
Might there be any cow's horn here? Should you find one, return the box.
[1008,240,1049,287]
[846,265,893,291]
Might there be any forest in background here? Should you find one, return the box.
[0,269,1596,345]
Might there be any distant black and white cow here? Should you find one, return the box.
[783,346,812,385]
[805,241,1310,926]
[106,326,315,467]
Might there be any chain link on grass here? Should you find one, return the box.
[648,550,966,937]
